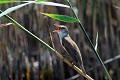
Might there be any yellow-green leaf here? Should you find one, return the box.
[41,13,80,23]
[0,0,17,4]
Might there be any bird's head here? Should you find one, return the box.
[53,24,69,38]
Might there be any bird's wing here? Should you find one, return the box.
[62,36,81,63]
[62,36,86,73]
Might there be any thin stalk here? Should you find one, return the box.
[66,55,120,80]
[0,10,93,80]
[65,0,112,80]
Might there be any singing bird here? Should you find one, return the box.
[53,24,86,74]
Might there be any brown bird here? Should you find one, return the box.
[53,24,86,74]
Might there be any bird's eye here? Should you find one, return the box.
[61,27,65,29]
[58,27,61,30]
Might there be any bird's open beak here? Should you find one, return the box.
[53,24,61,32]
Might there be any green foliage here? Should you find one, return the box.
[41,13,79,23]
[0,0,17,4]
[0,1,69,18]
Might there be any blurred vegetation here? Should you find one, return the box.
[0,0,120,80]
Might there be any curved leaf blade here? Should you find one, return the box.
[41,13,80,23]
[34,2,70,8]
[0,2,32,18]
[0,1,69,18]
[35,0,46,2]
[95,31,98,51]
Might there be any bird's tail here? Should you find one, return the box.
[81,64,86,74]
[78,62,86,74]
[76,55,86,74]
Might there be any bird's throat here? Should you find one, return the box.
[58,31,69,45]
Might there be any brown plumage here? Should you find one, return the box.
[53,24,86,74]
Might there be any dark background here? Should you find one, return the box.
[0,0,120,80]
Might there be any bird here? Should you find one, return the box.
[53,24,86,74]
